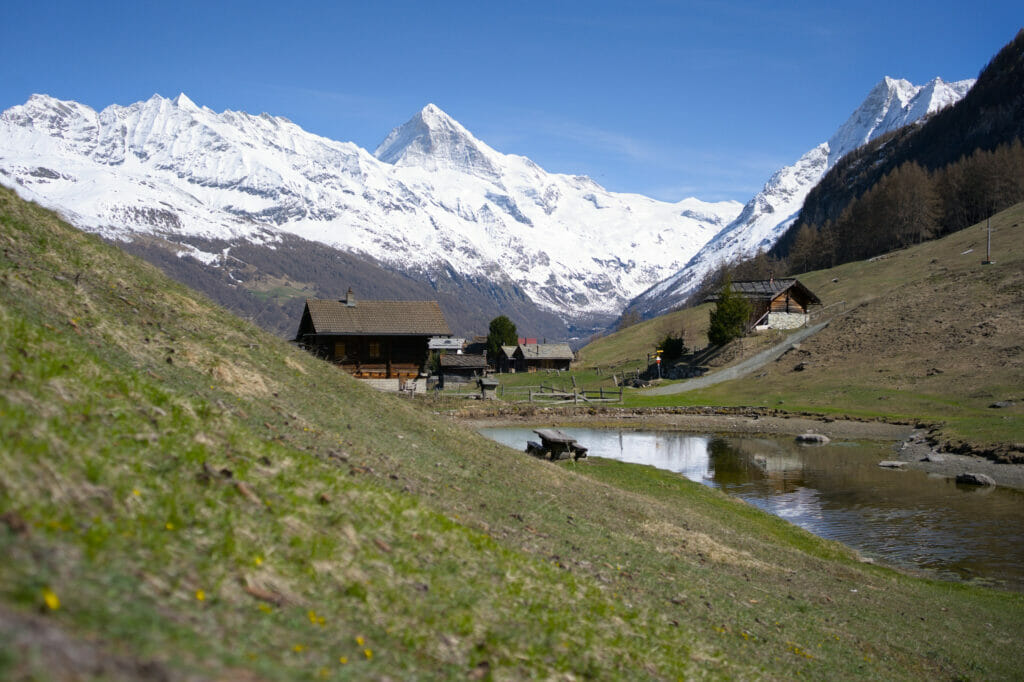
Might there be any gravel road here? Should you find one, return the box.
[645,321,831,395]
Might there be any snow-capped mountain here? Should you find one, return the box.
[626,76,974,318]
[0,94,741,328]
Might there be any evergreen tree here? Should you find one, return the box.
[486,315,518,360]
[707,278,751,346]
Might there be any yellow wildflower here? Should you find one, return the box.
[292,644,304,653]
[253,555,264,566]
[42,587,60,611]
[195,589,205,601]
[355,635,364,646]
[258,603,272,613]
[363,648,373,660]
[132,489,141,497]
[338,656,348,665]
[165,522,175,530]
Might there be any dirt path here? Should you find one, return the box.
[645,321,831,395]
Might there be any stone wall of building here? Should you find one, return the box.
[767,312,808,330]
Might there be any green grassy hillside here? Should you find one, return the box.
[2,185,1023,679]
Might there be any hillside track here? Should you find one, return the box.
[646,321,831,395]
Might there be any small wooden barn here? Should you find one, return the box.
[513,343,574,372]
[438,353,489,387]
[497,345,518,373]
[294,289,451,387]
[708,279,821,331]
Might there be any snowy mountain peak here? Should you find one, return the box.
[171,92,198,110]
[374,103,500,179]
[626,73,974,319]
[827,76,973,165]
[0,93,742,328]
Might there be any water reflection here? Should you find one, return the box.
[479,427,1024,589]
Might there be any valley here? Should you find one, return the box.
[2,158,1024,678]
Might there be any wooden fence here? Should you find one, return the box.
[499,382,623,404]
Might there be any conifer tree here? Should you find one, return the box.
[707,278,751,346]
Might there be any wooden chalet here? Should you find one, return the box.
[708,279,821,331]
[294,289,451,385]
[513,343,574,372]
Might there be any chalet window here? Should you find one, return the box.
[333,341,346,359]
[368,341,381,358]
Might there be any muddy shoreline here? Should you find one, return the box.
[456,406,1024,491]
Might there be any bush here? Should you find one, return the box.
[657,333,687,362]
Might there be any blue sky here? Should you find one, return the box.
[1,2,1018,202]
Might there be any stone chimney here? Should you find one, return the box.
[345,287,356,307]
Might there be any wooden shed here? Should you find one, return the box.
[513,343,574,372]
[707,279,821,331]
[294,289,451,382]
[495,345,518,373]
[439,353,489,387]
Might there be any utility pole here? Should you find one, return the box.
[982,216,995,265]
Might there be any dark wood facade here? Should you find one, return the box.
[512,343,574,372]
[707,279,821,330]
[439,353,489,387]
[294,292,451,380]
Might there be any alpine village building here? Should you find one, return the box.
[294,289,451,391]
[707,279,821,331]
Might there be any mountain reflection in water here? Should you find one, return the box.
[479,427,1024,590]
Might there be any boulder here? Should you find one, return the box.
[795,433,830,444]
[877,461,906,468]
[955,472,996,487]
[989,401,1015,409]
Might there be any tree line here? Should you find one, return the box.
[781,139,1024,273]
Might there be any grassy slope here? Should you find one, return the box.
[581,204,1024,450]
[1,185,1022,680]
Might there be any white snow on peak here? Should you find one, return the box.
[629,74,974,317]
[374,103,503,180]
[0,93,741,324]
[171,92,198,110]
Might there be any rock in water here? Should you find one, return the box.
[955,472,996,487]
[795,433,830,444]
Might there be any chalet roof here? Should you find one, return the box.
[301,298,451,336]
[517,343,574,361]
[706,279,821,305]
[439,353,488,369]
[500,345,518,357]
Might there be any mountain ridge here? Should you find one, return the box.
[624,75,974,319]
[0,95,740,335]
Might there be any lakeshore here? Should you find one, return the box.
[458,408,1024,491]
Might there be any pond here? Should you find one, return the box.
[479,426,1024,590]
